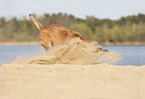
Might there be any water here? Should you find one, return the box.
[102,46,145,66]
[0,45,145,66]
[0,45,45,65]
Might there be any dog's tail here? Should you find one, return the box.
[29,14,43,30]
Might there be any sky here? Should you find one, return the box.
[1,0,145,20]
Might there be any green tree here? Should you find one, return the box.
[3,17,19,40]
[71,23,93,39]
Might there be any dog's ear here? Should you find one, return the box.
[29,14,43,30]
[70,32,91,42]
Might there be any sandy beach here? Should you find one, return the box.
[0,39,144,99]
[0,63,145,99]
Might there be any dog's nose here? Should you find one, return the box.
[103,49,109,52]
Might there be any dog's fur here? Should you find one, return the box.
[29,14,92,51]
[29,14,108,52]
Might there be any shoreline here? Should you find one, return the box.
[0,41,40,45]
[100,42,145,46]
[0,41,145,46]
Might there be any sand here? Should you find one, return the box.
[0,63,145,99]
[26,39,121,65]
[0,38,142,99]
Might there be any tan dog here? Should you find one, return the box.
[29,14,108,52]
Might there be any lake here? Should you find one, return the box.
[0,45,145,66]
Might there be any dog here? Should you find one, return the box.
[29,14,108,52]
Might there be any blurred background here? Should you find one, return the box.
[0,0,145,43]
[0,0,145,65]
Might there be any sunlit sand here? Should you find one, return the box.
[0,64,145,99]
[1,39,144,99]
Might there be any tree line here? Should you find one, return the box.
[0,13,145,44]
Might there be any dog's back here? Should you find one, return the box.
[29,14,92,51]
